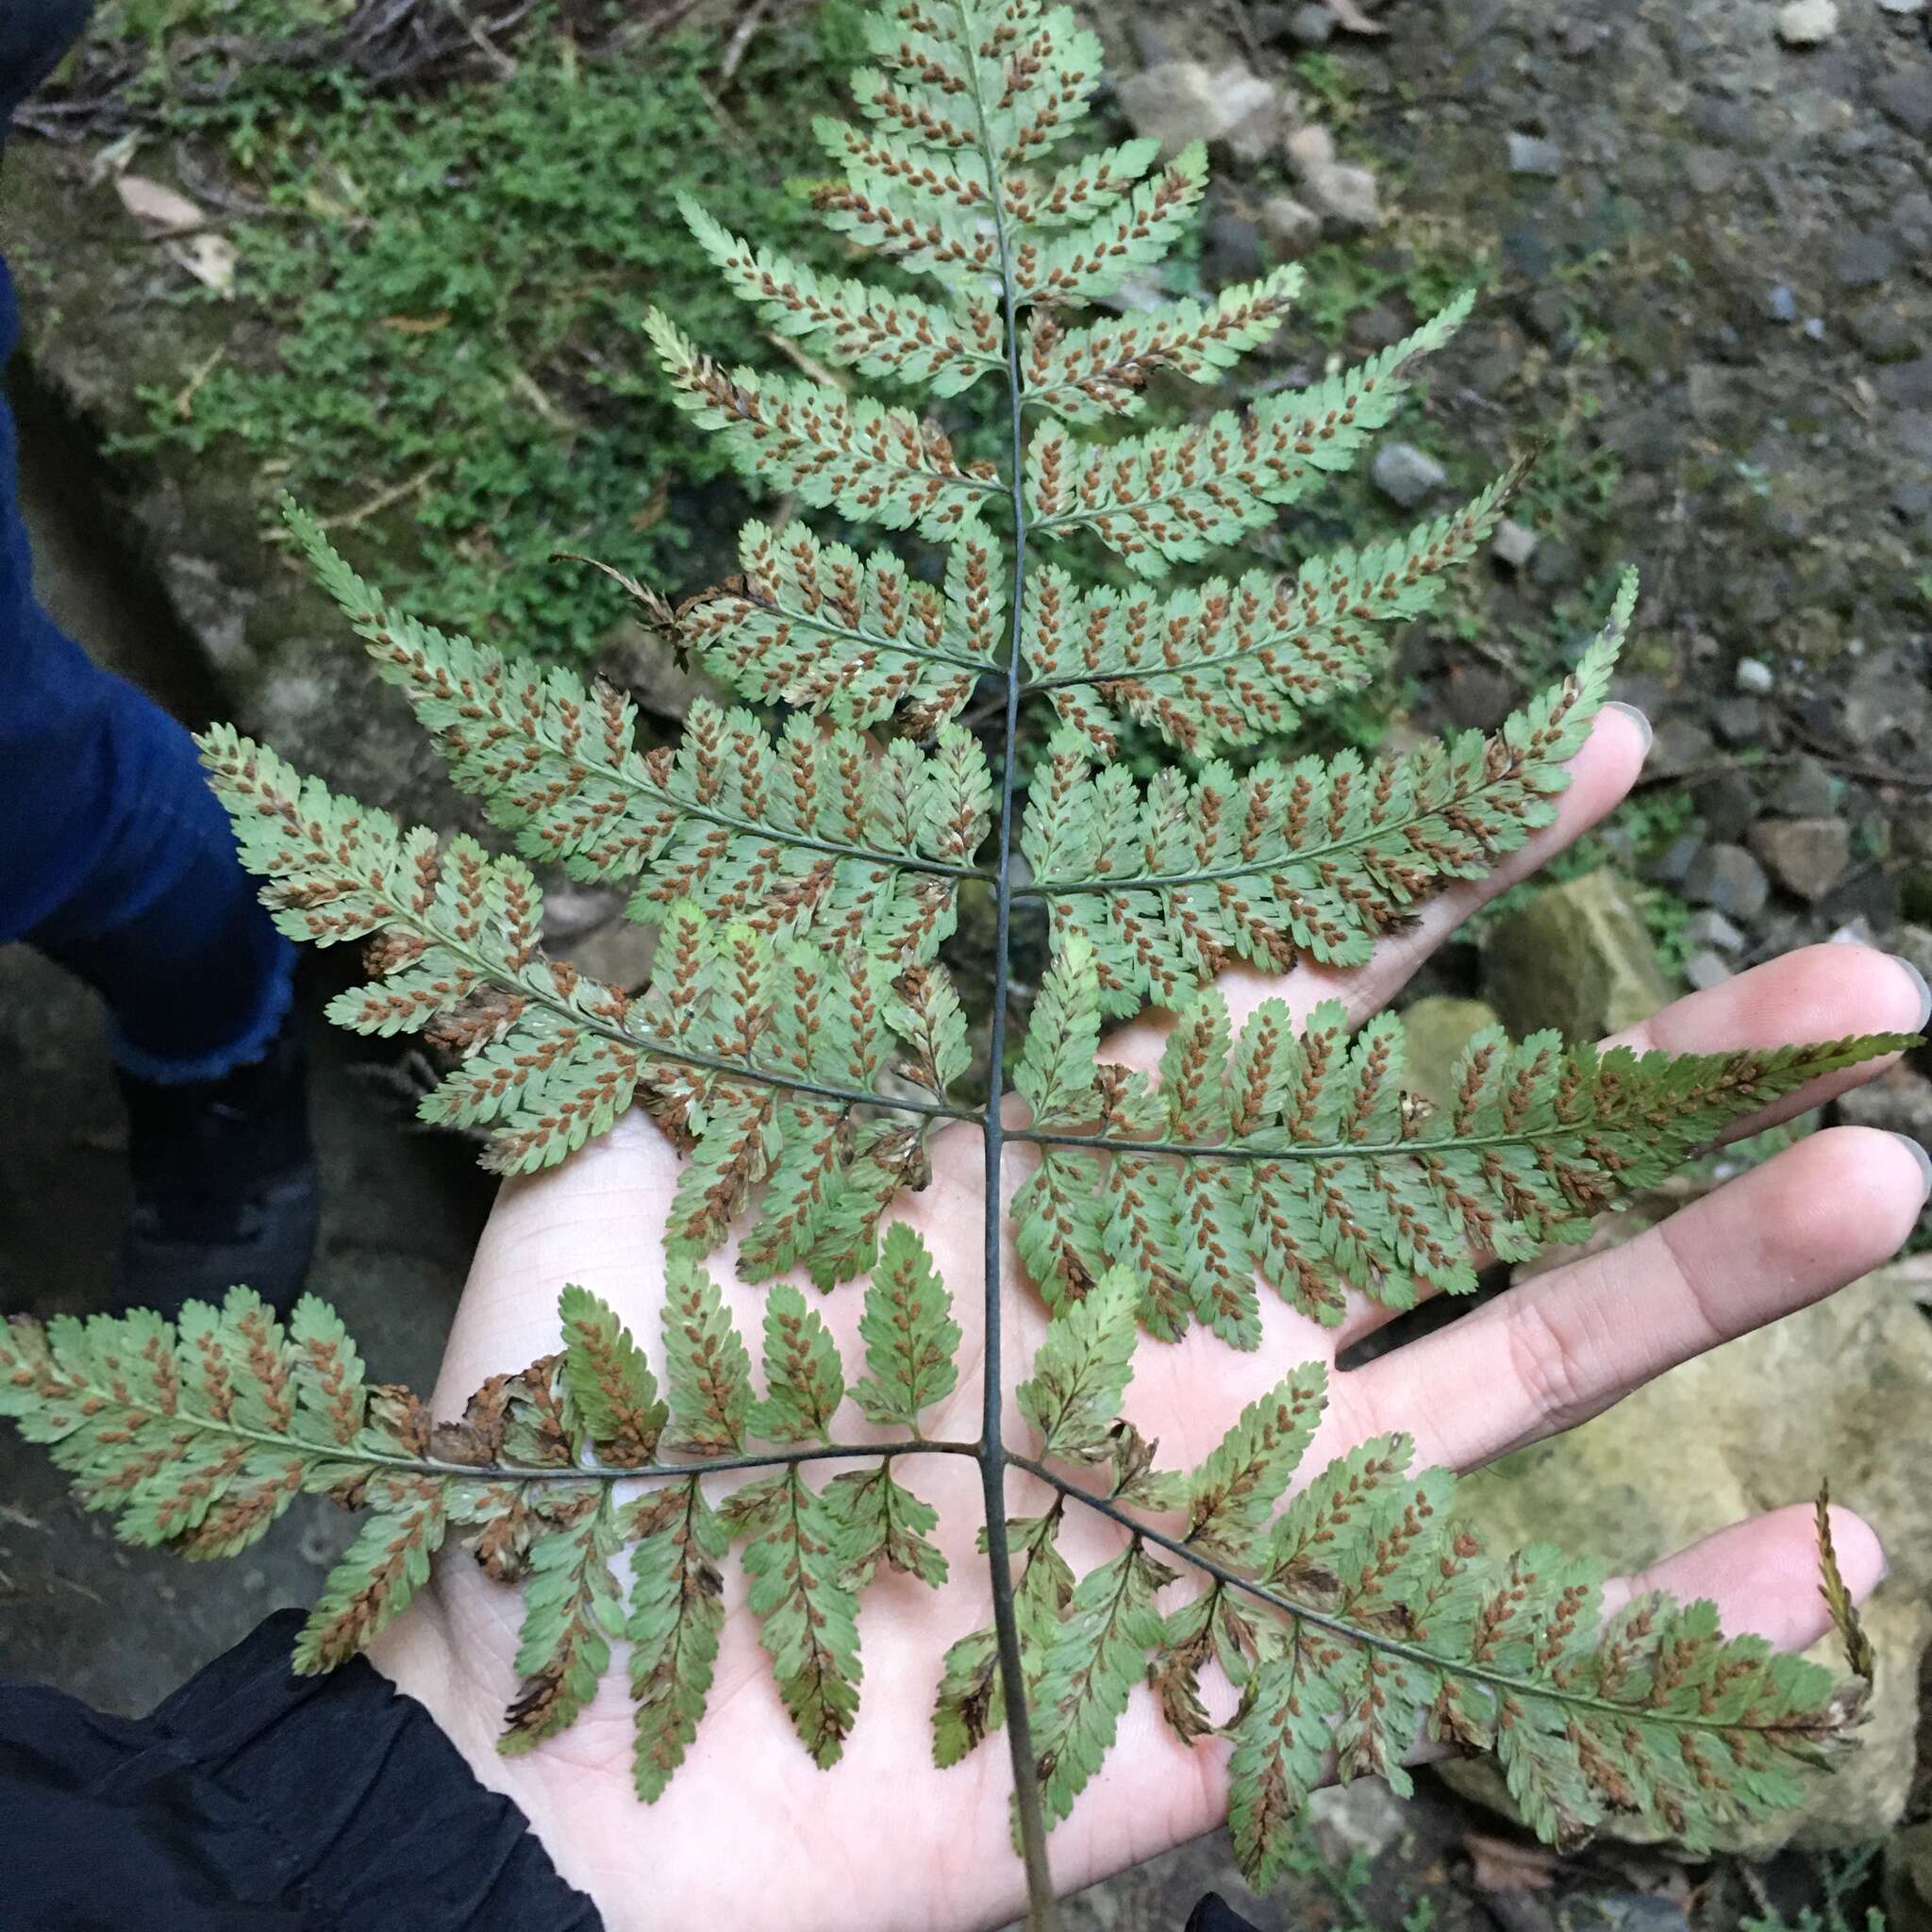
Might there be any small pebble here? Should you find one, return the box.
[1372,441,1449,508]
[1491,518,1540,569]
[1766,284,1797,324]
[1685,908,1747,954]
[1507,132,1564,178]
[1777,0,1840,44]
[1685,949,1735,991]
[1734,657,1774,694]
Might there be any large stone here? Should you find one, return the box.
[1397,996,1502,1114]
[1444,1261,1932,1850]
[1482,871,1675,1041]
[1371,440,1448,508]
[1258,194,1323,258]
[1776,0,1840,44]
[1115,61,1284,165]
[1838,1064,1932,1152]
[1683,842,1771,922]
[1749,816,1853,903]
[1300,158,1382,230]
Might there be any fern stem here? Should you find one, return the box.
[1008,1454,1824,1741]
[957,15,1058,1923]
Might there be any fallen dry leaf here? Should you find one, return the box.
[165,233,239,297]
[114,172,207,234]
[1465,1831,1560,1893]
[1326,0,1391,31]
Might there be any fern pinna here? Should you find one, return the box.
[0,4,1904,1922]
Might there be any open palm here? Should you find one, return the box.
[369,708,1929,1932]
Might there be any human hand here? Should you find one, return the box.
[370,706,1931,1932]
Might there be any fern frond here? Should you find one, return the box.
[648,310,1000,538]
[1021,269,1301,425]
[289,507,993,962]
[969,1323,1842,1874]
[1011,939,1910,1335]
[676,523,1004,730]
[680,194,1003,396]
[1023,602,1623,1014]
[1025,291,1474,575]
[1022,465,1525,756]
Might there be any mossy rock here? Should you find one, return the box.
[1398,995,1502,1112]
[1481,870,1674,1042]
[1443,1261,1932,1851]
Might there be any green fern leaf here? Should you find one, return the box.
[850,1224,961,1430]
[733,1468,865,1768]
[681,193,1002,396]
[293,1472,450,1673]
[501,1491,625,1752]
[749,1286,847,1445]
[827,1459,949,1589]
[558,1286,668,1468]
[1185,1365,1328,1563]
[660,1257,753,1457]
[1022,467,1524,756]
[1024,604,1625,1013]
[1016,1268,1138,1461]
[1025,291,1474,574]
[648,309,999,539]
[628,1476,728,1802]
[676,523,1003,731]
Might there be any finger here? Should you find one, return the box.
[1333,941,1929,1350]
[1342,1124,1930,1471]
[1097,703,1652,1073]
[1606,940,1931,1131]
[1602,1502,1884,1652]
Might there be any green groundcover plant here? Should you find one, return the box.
[1,3,1907,1923]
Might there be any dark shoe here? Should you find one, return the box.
[116,1013,320,1319]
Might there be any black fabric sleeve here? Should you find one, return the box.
[1187,1893,1269,1932]
[0,1607,602,1931]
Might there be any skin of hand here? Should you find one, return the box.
[369,706,1932,1932]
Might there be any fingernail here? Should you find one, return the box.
[1887,952,1932,1033]
[1602,700,1652,755]
[1891,1132,1932,1204]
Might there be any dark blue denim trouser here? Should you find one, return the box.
[0,253,295,1080]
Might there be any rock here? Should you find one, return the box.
[1300,158,1382,230]
[1847,300,1919,363]
[1684,908,1746,954]
[1258,193,1322,258]
[540,884,623,945]
[1888,923,1932,991]
[1202,211,1264,283]
[1115,61,1284,166]
[1482,871,1675,1041]
[1683,842,1771,922]
[1647,716,1713,779]
[1591,1896,1692,1932]
[1693,770,1757,844]
[1775,0,1840,44]
[1284,125,1336,175]
[553,913,658,991]
[1771,755,1837,819]
[602,620,726,724]
[1734,657,1774,695]
[1491,518,1539,569]
[1445,1261,1932,1850]
[1835,230,1898,291]
[1888,1824,1932,1932]
[1838,1064,1932,1150]
[1442,664,1515,731]
[1876,69,1932,140]
[1683,948,1733,991]
[1844,648,1932,751]
[1710,695,1764,747]
[1749,816,1852,903]
[1285,2,1337,44]
[1877,0,1926,11]
[1371,440,1447,508]
[1507,132,1563,177]
[1765,283,1798,324]
[1880,357,1932,408]
[1650,832,1706,889]
[1398,996,1502,1113]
